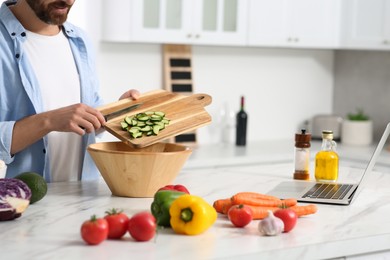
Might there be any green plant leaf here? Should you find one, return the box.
[347,108,369,121]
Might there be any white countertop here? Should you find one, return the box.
[2,140,390,259]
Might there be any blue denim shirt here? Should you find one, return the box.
[0,1,104,181]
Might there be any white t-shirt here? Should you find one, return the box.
[24,30,83,182]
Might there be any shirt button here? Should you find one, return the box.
[43,149,46,154]
[15,53,20,59]
[21,32,26,37]
[11,32,16,36]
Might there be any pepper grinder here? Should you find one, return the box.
[293,129,311,180]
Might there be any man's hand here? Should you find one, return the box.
[46,103,106,135]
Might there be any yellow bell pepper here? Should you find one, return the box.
[169,194,217,235]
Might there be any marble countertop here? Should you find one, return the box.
[2,158,390,259]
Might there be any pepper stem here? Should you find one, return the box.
[180,208,193,223]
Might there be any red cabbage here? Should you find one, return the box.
[0,178,32,221]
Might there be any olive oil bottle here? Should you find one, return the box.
[315,130,339,182]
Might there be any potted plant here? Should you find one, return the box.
[341,108,373,146]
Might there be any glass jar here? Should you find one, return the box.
[315,130,339,182]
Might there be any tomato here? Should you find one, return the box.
[228,204,253,227]
[80,215,109,245]
[158,184,190,194]
[127,211,156,241]
[104,208,129,239]
[274,208,298,232]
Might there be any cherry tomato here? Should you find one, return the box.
[80,215,109,245]
[127,211,156,241]
[104,208,129,239]
[274,208,298,232]
[228,204,253,227]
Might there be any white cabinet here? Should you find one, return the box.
[102,0,248,46]
[247,0,341,48]
[341,0,390,50]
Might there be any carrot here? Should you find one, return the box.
[231,192,281,202]
[289,204,318,217]
[213,198,232,214]
[222,204,233,214]
[247,204,318,219]
[279,198,298,207]
[231,194,297,208]
[246,205,279,220]
[230,192,280,206]
[252,198,296,207]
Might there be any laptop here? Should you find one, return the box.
[267,122,390,206]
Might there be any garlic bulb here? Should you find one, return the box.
[258,210,284,236]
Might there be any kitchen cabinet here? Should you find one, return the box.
[341,0,390,50]
[247,0,341,49]
[101,0,248,46]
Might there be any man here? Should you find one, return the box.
[0,0,139,181]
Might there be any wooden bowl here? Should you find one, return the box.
[87,142,192,197]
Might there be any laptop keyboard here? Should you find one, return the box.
[303,183,354,200]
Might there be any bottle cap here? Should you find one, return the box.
[322,130,334,140]
[295,129,311,148]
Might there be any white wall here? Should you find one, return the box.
[69,0,335,145]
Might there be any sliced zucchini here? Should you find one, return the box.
[120,110,170,139]
[153,125,161,135]
[154,121,165,129]
[120,121,129,130]
[137,115,149,121]
[154,111,165,117]
[128,127,140,134]
[140,125,152,132]
[150,115,162,121]
[124,116,133,125]
[132,132,143,138]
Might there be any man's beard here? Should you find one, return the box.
[26,0,73,25]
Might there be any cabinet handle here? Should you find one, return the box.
[194,34,200,39]
[294,38,299,42]
[383,40,389,45]
[187,34,192,38]
[287,37,292,42]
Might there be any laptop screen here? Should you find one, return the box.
[350,122,390,204]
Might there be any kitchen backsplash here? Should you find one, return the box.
[333,50,390,142]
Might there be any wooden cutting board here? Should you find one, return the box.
[97,89,212,148]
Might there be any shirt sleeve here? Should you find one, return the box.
[0,121,16,164]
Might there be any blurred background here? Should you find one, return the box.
[6,0,390,145]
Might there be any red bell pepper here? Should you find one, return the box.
[158,184,190,194]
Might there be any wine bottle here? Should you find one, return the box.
[236,96,248,146]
